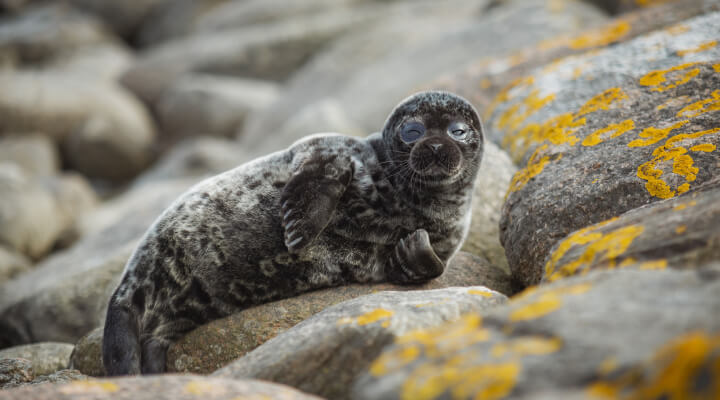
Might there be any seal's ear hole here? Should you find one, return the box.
[400,122,426,143]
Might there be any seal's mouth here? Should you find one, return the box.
[408,138,463,179]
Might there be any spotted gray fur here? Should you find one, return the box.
[102,91,484,375]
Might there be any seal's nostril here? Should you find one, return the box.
[429,143,442,152]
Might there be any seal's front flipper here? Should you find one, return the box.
[387,229,445,284]
[280,154,353,253]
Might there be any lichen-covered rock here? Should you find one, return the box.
[544,178,720,282]
[156,74,279,141]
[0,71,156,181]
[0,375,321,400]
[213,286,507,400]
[0,358,32,389]
[493,12,720,286]
[0,135,60,177]
[354,265,720,400]
[0,246,31,284]
[70,252,512,377]
[0,342,73,376]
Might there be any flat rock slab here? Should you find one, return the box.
[0,375,321,400]
[355,265,720,400]
[492,11,720,286]
[0,342,74,376]
[544,177,720,282]
[214,286,507,400]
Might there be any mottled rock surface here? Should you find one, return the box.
[0,375,321,400]
[214,286,507,400]
[355,266,720,400]
[0,359,32,389]
[0,343,73,376]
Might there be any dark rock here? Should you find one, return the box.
[354,265,720,399]
[69,328,103,378]
[0,342,73,376]
[213,286,507,400]
[493,11,720,287]
[0,375,322,400]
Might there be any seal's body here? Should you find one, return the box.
[103,91,484,375]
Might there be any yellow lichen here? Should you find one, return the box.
[490,337,563,358]
[401,362,520,400]
[370,345,420,376]
[569,20,631,50]
[59,381,119,394]
[666,24,689,35]
[673,200,697,211]
[639,63,701,92]
[509,283,592,321]
[544,218,618,278]
[676,90,720,119]
[714,63,720,73]
[638,259,668,270]
[185,381,227,395]
[655,95,691,111]
[507,144,557,194]
[675,225,687,234]
[627,120,689,147]
[582,119,636,146]
[468,289,493,297]
[677,40,718,57]
[338,308,394,328]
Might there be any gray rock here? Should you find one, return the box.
[44,43,134,82]
[0,342,74,376]
[0,246,31,284]
[0,375,321,400]
[0,358,32,389]
[0,135,60,177]
[354,265,720,400]
[0,71,156,181]
[60,0,171,39]
[588,0,683,14]
[214,286,507,400]
[68,328,103,377]
[156,74,279,142]
[21,369,86,387]
[495,11,720,286]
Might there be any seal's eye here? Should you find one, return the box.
[448,122,469,140]
[400,122,426,143]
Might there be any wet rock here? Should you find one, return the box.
[355,265,720,400]
[493,12,720,286]
[0,375,321,400]
[0,71,156,181]
[544,178,720,282]
[0,135,60,177]
[0,358,32,389]
[0,342,73,376]
[156,74,279,142]
[70,252,512,376]
[213,286,507,399]
[0,246,31,284]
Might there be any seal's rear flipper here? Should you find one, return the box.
[102,301,141,375]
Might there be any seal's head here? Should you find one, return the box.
[382,91,483,183]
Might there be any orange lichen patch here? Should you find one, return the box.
[545,221,645,282]
[395,314,490,357]
[568,20,631,50]
[480,78,492,89]
[544,218,618,278]
[485,76,534,120]
[507,145,559,195]
[673,200,697,211]
[587,332,720,399]
[677,90,720,119]
[490,336,563,358]
[185,381,227,395]
[675,225,687,234]
[582,119,636,146]
[598,356,619,376]
[338,308,394,328]
[636,127,720,199]
[666,24,689,35]
[639,62,701,92]
[677,40,718,57]
[59,381,119,394]
[509,283,592,321]
[655,95,691,111]
[468,289,493,297]
[578,88,629,116]
[635,0,673,6]
[714,63,720,73]
[638,259,668,270]
[370,345,421,376]
[497,89,556,132]
[627,120,688,147]
[401,362,520,400]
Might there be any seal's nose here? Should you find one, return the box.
[429,143,442,153]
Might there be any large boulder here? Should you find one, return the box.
[0,342,74,376]
[213,286,507,400]
[0,375,321,400]
[0,246,31,284]
[492,11,720,286]
[354,265,720,399]
[0,135,59,177]
[0,71,156,181]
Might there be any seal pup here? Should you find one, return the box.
[103,91,484,375]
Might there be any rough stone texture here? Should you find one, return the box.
[354,265,720,400]
[544,178,720,282]
[213,286,507,400]
[156,74,279,142]
[0,71,156,181]
[493,12,720,287]
[0,179,198,348]
[0,135,60,177]
[0,343,74,376]
[0,246,31,284]
[70,252,513,377]
[0,375,321,400]
[242,0,608,149]
[463,141,516,272]
[0,359,32,389]
[21,369,87,387]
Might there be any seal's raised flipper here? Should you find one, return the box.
[388,229,445,284]
[280,154,354,253]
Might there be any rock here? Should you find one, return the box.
[0,71,156,181]
[0,358,32,389]
[0,375,321,400]
[0,4,113,67]
[463,141,517,272]
[45,43,134,82]
[70,252,513,376]
[213,286,507,399]
[0,178,198,348]
[60,0,170,39]
[243,0,609,145]
[589,0,682,14]
[156,74,279,142]
[354,265,720,400]
[494,11,720,287]
[49,173,99,250]
[23,369,87,387]
[0,343,74,376]
[0,135,60,176]
[544,177,720,282]
[0,246,31,284]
